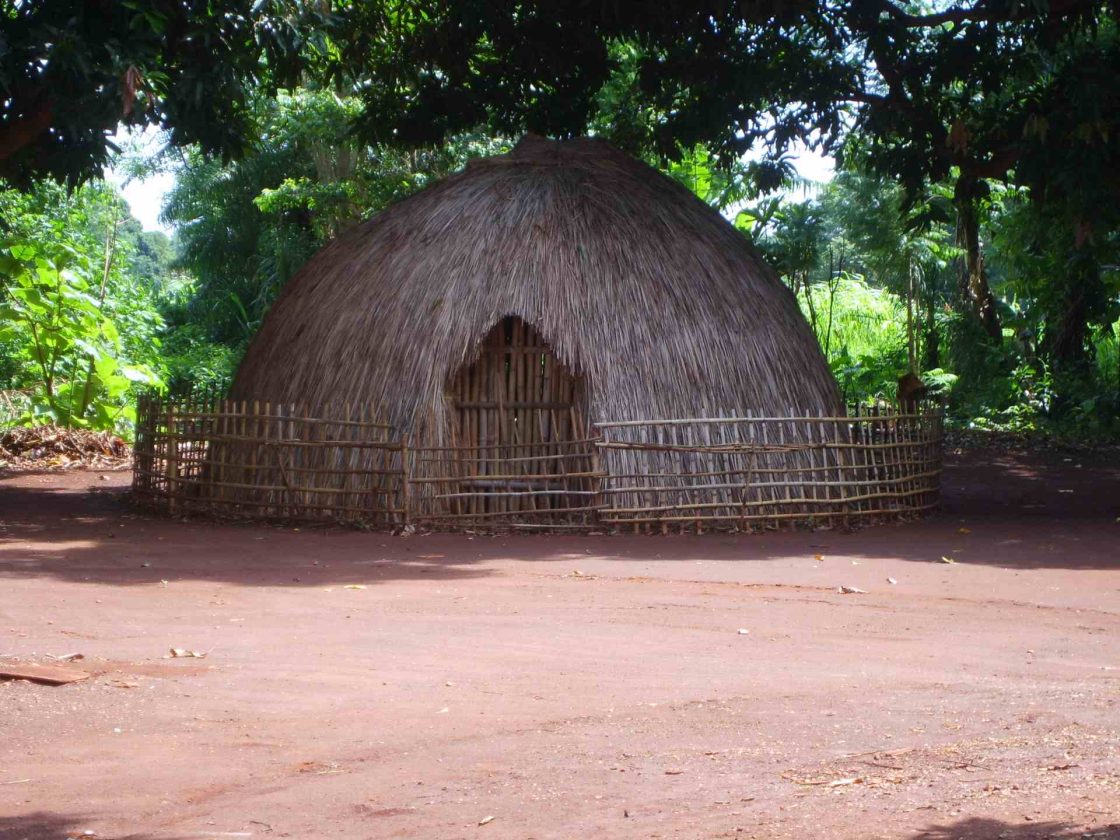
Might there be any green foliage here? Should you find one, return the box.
[158,322,241,397]
[987,186,1120,375]
[792,272,910,404]
[337,1,850,167]
[334,1,1118,391]
[0,0,331,186]
[4,3,1116,446]
[0,181,164,433]
[758,168,1118,439]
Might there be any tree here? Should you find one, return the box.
[334,0,1116,353]
[756,171,958,396]
[0,180,163,429]
[0,0,328,187]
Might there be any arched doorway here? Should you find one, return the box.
[442,316,595,523]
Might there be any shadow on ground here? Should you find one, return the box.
[0,446,1117,588]
[1,811,1117,840]
[0,811,190,840]
[911,816,1120,839]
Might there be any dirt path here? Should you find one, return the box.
[1,448,1118,839]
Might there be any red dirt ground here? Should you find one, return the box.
[1,446,1119,840]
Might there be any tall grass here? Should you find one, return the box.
[795,273,910,403]
[1097,320,1120,394]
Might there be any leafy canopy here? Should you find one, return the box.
[0,0,330,186]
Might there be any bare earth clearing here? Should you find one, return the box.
[1,447,1118,840]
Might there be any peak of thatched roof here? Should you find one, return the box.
[231,136,840,432]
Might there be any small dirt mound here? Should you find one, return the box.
[0,425,130,469]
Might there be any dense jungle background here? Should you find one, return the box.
[2,3,1117,441]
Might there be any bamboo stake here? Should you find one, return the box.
[400,434,411,525]
[165,403,178,513]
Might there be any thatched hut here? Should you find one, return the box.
[232,134,840,445]
[144,134,902,529]
[132,136,945,530]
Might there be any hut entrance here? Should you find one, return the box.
[442,316,596,525]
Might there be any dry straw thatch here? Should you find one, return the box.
[232,135,840,438]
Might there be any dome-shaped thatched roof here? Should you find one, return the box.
[232,135,840,434]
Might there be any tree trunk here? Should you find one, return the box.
[954,181,1001,341]
[924,292,940,370]
[1050,286,1089,370]
[1048,259,1096,373]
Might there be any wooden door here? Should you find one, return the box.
[443,316,594,522]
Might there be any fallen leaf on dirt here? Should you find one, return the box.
[782,773,864,787]
[940,556,956,564]
[887,577,898,585]
[1046,763,1079,771]
[814,554,824,561]
[165,648,207,659]
[664,769,684,775]
[297,761,344,775]
[343,584,367,590]
[839,586,867,594]
[110,680,139,689]
[782,773,825,785]
[478,816,495,826]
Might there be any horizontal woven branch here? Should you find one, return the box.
[132,394,942,532]
[595,412,933,427]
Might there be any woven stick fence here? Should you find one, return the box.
[596,405,942,533]
[133,396,941,531]
[132,393,406,524]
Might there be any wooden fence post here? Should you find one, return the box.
[164,402,178,514]
[400,433,412,525]
[590,425,603,530]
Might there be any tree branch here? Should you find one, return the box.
[878,0,1099,28]
[880,1,991,28]
[0,98,54,163]
[962,145,1019,181]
